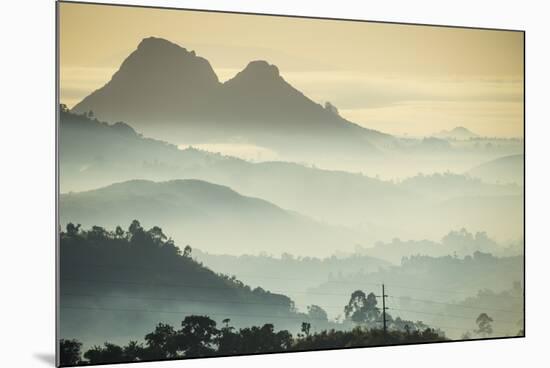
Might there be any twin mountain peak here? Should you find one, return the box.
[72,37,389,149]
[78,36,287,108]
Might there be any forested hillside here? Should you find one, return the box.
[60,222,316,348]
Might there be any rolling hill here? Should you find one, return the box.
[467,154,524,185]
[60,179,363,256]
[59,108,524,244]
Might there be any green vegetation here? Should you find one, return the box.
[59,221,304,345]
[59,222,465,366]
[60,317,445,366]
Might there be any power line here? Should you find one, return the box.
[60,293,523,321]
[61,278,523,315]
[65,262,383,286]
[61,293,343,309]
[387,296,521,314]
[61,278,367,297]
[59,306,518,336]
[385,283,523,299]
[62,278,524,304]
[60,306,329,321]
[61,277,522,333]
[63,262,523,299]
[388,308,519,325]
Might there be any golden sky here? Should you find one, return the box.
[59,2,524,137]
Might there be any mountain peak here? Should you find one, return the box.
[242,60,280,77]
[72,37,220,123]
[451,126,472,133]
[105,37,217,85]
[138,36,174,47]
[224,60,282,88]
[222,60,287,96]
[133,36,200,59]
[136,37,197,56]
[433,126,478,140]
[72,37,389,148]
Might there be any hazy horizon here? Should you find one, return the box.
[60,2,523,138]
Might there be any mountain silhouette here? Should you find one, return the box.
[221,60,365,134]
[73,37,221,125]
[72,37,391,153]
[433,126,478,140]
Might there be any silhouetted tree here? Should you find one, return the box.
[236,323,293,353]
[65,223,81,237]
[301,322,311,337]
[66,313,447,365]
[222,318,231,328]
[59,339,82,366]
[148,226,167,245]
[176,316,218,357]
[364,292,380,322]
[88,225,109,241]
[307,305,328,322]
[216,319,240,355]
[345,290,367,323]
[128,219,143,238]
[144,323,178,359]
[84,342,125,364]
[475,313,494,337]
[183,245,192,257]
[123,341,144,361]
[114,225,124,238]
[344,290,380,324]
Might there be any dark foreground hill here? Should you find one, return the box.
[59,222,321,349]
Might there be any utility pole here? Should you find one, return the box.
[375,284,389,339]
[382,284,388,335]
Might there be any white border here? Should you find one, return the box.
[1,1,548,367]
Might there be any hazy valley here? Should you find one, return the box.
[58,33,524,365]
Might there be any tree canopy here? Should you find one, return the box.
[60,315,445,365]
